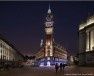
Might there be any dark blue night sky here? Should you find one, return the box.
[0,1,94,55]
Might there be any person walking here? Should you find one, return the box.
[60,63,63,72]
[62,64,66,70]
[55,63,59,73]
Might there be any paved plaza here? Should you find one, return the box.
[0,66,94,76]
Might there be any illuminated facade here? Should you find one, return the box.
[35,42,68,66]
[79,15,94,66]
[0,34,24,66]
[35,6,68,66]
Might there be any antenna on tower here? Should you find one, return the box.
[49,4,50,10]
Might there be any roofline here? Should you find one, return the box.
[79,15,94,30]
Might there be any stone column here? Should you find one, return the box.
[86,30,90,52]
[90,30,94,50]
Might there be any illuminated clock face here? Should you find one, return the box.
[45,27,53,34]
[46,22,53,27]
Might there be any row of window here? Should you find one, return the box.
[0,39,23,61]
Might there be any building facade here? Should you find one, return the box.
[35,6,68,67]
[79,15,94,66]
[0,34,24,67]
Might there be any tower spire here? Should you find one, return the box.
[48,4,51,14]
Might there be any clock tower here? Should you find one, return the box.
[36,5,68,67]
[45,6,54,58]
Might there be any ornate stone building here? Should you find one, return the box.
[79,15,94,66]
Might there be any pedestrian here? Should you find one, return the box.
[62,64,66,70]
[55,63,59,73]
[60,63,63,72]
